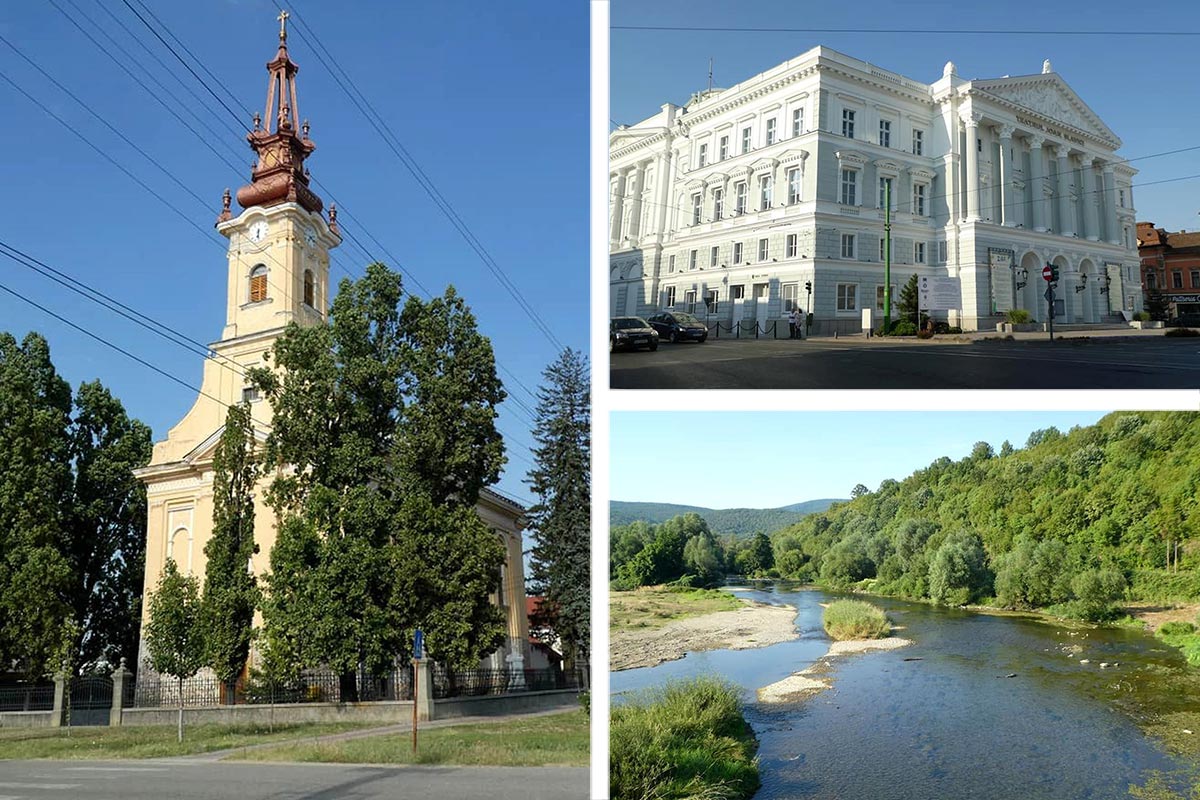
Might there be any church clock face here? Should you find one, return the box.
[248,220,268,243]
[304,227,317,248]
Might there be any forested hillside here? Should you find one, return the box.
[611,413,1200,620]
[610,498,842,537]
[770,412,1199,617]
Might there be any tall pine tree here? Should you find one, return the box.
[526,348,591,668]
[201,403,260,696]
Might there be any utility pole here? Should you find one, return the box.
[884,178,892,331]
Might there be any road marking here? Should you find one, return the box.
[60,767,168,772]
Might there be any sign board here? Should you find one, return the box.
[414,629,424,661]
[1044,288,1054,302]
[1042,265,1053,281]
[988,249,1014,314]
[919,275,962,310]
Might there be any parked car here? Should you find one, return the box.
[646,311,708,343]
[610,316,659,352]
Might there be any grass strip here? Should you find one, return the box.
[610,587,744,631]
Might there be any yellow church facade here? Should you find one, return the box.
[133,18,530,682]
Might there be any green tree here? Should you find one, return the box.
[1071,568,1127,621]
[144,559,205,743]
[897,273,920,327]
[253,264,508,694]
[929,531,990,606]
[851,484,869,499]
[0,332,74,676]
[683,533,722,585]
[526,348,591,668]
[67,380,152,673]
[750,532,774,573]
[201,403,260,697]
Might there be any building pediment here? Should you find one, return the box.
[970,74,1120,149]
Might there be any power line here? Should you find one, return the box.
[612,25,1200,36]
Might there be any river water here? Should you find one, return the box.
[611,584,1196,799]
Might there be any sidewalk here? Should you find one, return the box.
[166,706,580,762]
[705,325,1175,346]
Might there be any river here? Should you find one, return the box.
[611,584,1196,799]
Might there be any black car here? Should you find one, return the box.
[610,316,659,352]
[646,311,708,343]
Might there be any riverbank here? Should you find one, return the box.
[611,588,798,671]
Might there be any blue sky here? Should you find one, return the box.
[610,411,1110,508]
[0,1,587,504]
[611,0,1200,232]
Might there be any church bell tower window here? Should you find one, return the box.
[249,265,268,303]
[303,269,315,307]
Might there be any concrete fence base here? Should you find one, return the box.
[0,711,54,728]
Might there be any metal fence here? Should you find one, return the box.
[0,684,54,712]
[131,668,415,708]
[431,666,584,699]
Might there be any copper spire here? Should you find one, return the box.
[235,11,323,214]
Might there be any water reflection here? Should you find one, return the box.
[611,584,1193,799]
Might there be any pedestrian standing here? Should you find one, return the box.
[787,308,797,339]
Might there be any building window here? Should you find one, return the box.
[840,233,856,259]
[913,184,927,216]
[1192,270,1200,288]
[842,108,855,139]
[1119,189,1126,208]
[840,169,858,206]
[787,167,802,204]
[912,129,924,156]
[685,289,697,313]
[977,138,983,153]
[766,118,777,146]
[741,127,751,154]
[733,242,743,263]
[938,241,948,263]
[759,175,773,209]
[879,119,891,148]
[689,250,697,270]
[878,176,893,210]
[241,385,260,403]
[783,283,799,311]
[249,265,268,303]
[303,270,315,307]
[698,143,708,168]
[1146,271,1156,289]
[786,233,797,258]
[710,246,719,267]
[837,283,857,311]
[731,285,745,300]
[706,289,719,313]
[792,107,804,137]
[879,237,886,262]
[1173,271,1184,289]
[914,242,926,264]
[665,286,676,307]
[692,193,702,225]
[758,238,769,261]
[714,188,724,219]
[875,285,896,311]
[735,181,747,214]
[719,135,729,161]
[668,255,676,274]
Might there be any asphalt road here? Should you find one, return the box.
[610,336,1200,389]
[0,760,588,800]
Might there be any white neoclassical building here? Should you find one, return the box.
[609,47,1143,333]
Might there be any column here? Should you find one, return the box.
[651,150,672,240]
[1027,136,1047,232]
[110,658,131,727]
[962,112,981,220]
[51,671,66,727]
[1054,145,1074,237]
[414,658,434,721]
[627,163,645,241]
[1080,156,1100,241]
[998,124,1016,226]
[1102,164,1120,244]
[609,170,626,246]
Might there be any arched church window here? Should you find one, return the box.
[249,265,268,303]
[303,269,315,307]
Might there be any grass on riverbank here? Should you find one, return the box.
[823,599,890,640]
[231,709,588,766]
[0,721,371,759]
[611,586,744,631]
[1156,622,1200,667]
[611,677,759,800]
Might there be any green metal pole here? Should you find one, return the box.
[884,179,892,331]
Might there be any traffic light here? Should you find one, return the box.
[1051,265,1060,282]
[805,281,812,293]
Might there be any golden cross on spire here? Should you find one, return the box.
[277,9,289,42]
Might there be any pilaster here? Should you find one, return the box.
[1027,136,1047,232]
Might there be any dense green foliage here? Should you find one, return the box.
[611,513,786,589]
[200,403,260,688]
[526,348,591,667]
[767,412,1200,620]
[250,264,507,694]
[0,332,150,677]
[822,599,890,640]
[609,498,842,537]
[610,677,760,800]
[144,559,205,742]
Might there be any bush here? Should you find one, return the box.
[1165,328,1200,337]
[1159,621,1197,637]
[1006,309,1032,324]
[890,320,918,336]
[823,599,890,640]
[916,328,934,339]
[1070,568,1126,621]
[1134,311,1151,322]
[610,677,759,800]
